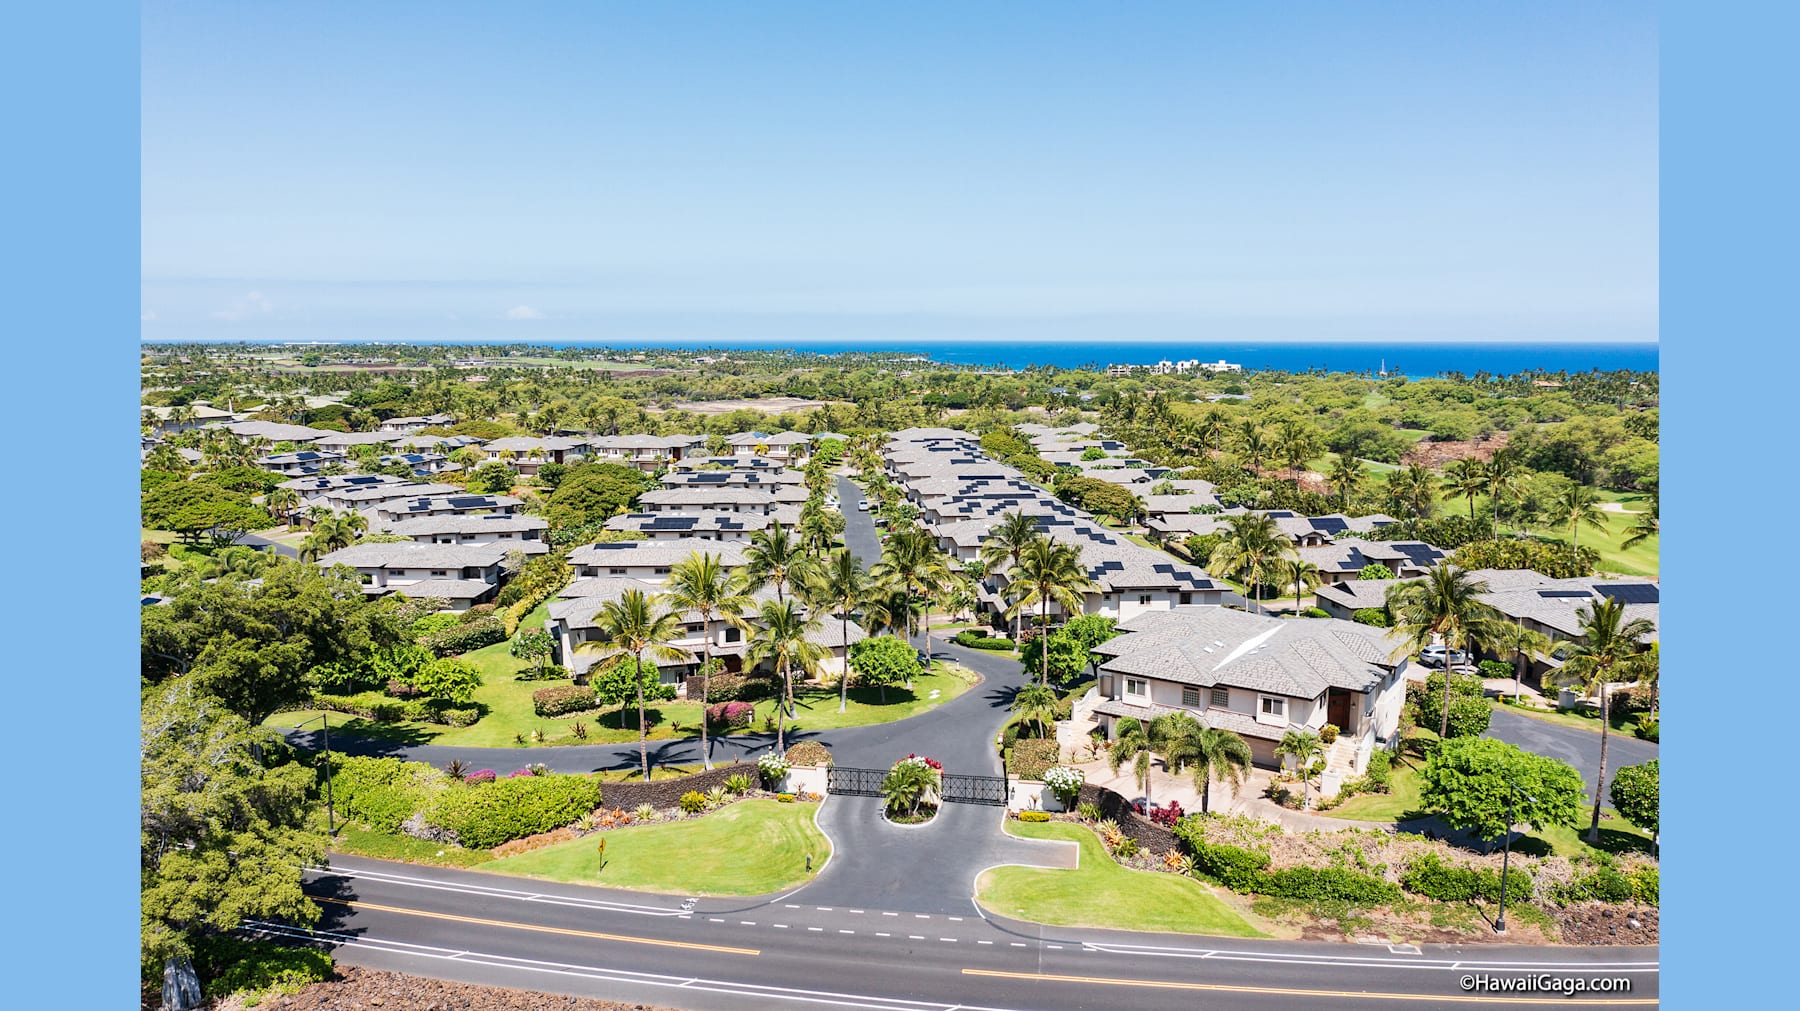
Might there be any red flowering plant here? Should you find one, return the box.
[902,753,943,771]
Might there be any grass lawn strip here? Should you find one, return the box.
[976,820,1265,938]
[482,798,828,896]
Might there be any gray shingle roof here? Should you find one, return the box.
[317,541,511,569]
[1095,606,1402,699]
[566,538,750,569]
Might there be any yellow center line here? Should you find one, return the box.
[960,968,1657,1005]
[311,895,759,957]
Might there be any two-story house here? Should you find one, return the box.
[314,541,512,610]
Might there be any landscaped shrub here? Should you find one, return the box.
[777,793,796,803]
[194,935,332,1003]
[1351,608,1391,627]
[312,691,479,727]
[1557,865,1635,905]
[324,756,438,833]
[1113,836,1140,858]
[1076,801,1102,822]
[1401,852,1531,904]
[724,773,754,795]
[1319,724,1340,745]
[1478,659,1516,679]
[1008,738,1061,780]
[1171,820,1272,891]
[409,613,463,640]
[1627,865,1659,905]
[757,752,792,788]
[1018,810,1051,823]
[1258,866,1400,905]
[1042,765,1084,807]
[533,684,598,717]
[425,772,603,849]
[706,700,755,729]
[679,790,707,814]
[1300,606,1330,619]
[1633,718,1659,741]
[951,630,1016,650]
[465,769,497,784]
[701,672,778,702]
[1149,799,1186,827]
[785,741,833,767]
[420,615,507,657]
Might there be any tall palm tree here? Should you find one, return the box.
[1108,717,1158,810]
[741,522,816,605]
[1622,497,1659,550]
[1553,597,1656,842]
[871,527,951,665]
[1486,447,1524,532]
[576,589,692,781]
[1207,513,1293,614]
[1011,682,1059,740]
[1153,712,1254,814]
[811,549,873,713]
[739,599,826,751]
[1328,454,1364,510]
[980,513,1041,643]
[1551,484,1608,558]
[1237,423,1269,473]
[1275,420,1319,479]
[1478,621,1552,700]
[1003,537,1096,684]
[1277,557,1323,615]
[1276,730,1325,809]
[1385,464,1437,520]
[1445,458,1489,521]
[1196,409,1228,455]
[664,552,754,768]
[265,488,301,529]
[796,506,839,559]
[1386,566,1504,739]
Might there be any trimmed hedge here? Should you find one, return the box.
[1351,608,1391,627]
[706,701,755,729]
[1556,865,1635,905]
[951,630,1016,650]
[425,773,603,849]
[1008,738,1061,780]
[533,684,598,717]
[785,741,833,767]
[420,615,508,657]
[691,672,777,702]
[1402,852,1531,904]
[325,756,435,833]
[1017,810,1051,822]
[1172,818,1399,904]
[312,691,479,727]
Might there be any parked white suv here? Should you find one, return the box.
[1419,645,1470,669]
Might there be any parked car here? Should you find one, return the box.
[1419,645,1470,669]
[857,499,870,511]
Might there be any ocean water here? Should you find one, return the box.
[518,340,1659,376]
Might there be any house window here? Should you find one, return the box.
[1181,686,1200,707]
[655,567,671,575]
[431,570,447,577]
[1179,592,1192,605]
[1211,687,1230,708]
[1260,696,1285,718]
[1125,678,1148,698]
[685,623,704,633]
[1137,594,1152,606]
[609,568,627,575]
[725,627,742,643]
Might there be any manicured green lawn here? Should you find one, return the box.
[483,799,828,895]
[1453,495,1658,578]
[268,640,979,749]
[1324,764,1428,823]
[976,821,1265,937]
[330,823,495,868]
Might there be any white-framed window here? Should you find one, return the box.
[1126,678,1148,698]
[725,627,742,643]
[1260,696,1285,718]
[1137,593,1152,606]
[1181,686,1200,707]
[431,569,448,577]
[1211,687,1230,708]
[609,567,628,575]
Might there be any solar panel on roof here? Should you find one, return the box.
[1598,584,1659,605]
[1537,589,1594,599]
[1311,517,1349,534]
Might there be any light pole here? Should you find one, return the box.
[1495,778,1535,934]
[297,714,337,836]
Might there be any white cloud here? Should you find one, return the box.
[211,291,274,321]
[504,304,545,320]
[140,309,158,321]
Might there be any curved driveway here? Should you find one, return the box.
[1487,707,1659,798]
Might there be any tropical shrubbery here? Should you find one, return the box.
[419,615,508,657]
[424,772,603,849]
[1007,738,1061,780]
[701,672,778,702]
[1451,539,1599,579]
[1351,607,1391,627]
[757,752,792,788]
[1401,852,1532,904]
[882,754,943,820]
[311,691,479,727]
[1017,810,1051,822]
[951,630,1015,650]
[706,701,755,729]
[194,936,332,1004]
[1041,765,1084,807]
[785,741,833,767]
[532,684,598,717]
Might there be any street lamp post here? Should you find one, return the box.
[1495,779,1535,934]
[297,714,337,836]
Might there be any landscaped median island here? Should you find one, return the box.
[318,745,832,896]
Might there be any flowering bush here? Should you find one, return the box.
[1041,765,1085,806]
[508,768,534,778]
[883,755,942,819]
[465,769,497,785]
[757,752,792,788]
[901,753,943,771]
[706,700,755,730]
[1150,799,1186,827]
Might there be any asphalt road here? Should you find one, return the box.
[266,853,1658,1010]
[1486,707,1659,798]
[237,530,300,558]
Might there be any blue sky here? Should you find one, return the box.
[141,2,1657,344]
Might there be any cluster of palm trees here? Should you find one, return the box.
[974,513,1100,683]
[1200,513,1324,616]
[1385,564,1656,842]
[297,509,368,561]
[1108,712,1254,815]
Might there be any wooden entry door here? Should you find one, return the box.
[1327,688,1352,731]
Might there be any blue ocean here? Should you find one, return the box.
[516,340,1658,376]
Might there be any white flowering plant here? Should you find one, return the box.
[757,751,792,787]
[1042,765,1084,806]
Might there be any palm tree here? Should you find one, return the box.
[1277,557,1323,615]
[575,589,692,781]
[1207,513,1293,614]
[1551,484,1608,559]
[1553,597,1656,842]
[979,512,1042,643]
[741,522,817,606]
[871,527,951,666]
[1328,454,1364,510]
[1386,565,1504,739]
[1445,458,1489,521]
[1622,497,1659,550]
[1237,422,1269,473]
[265,487,301,529]
[1196,409,1228,454]
[1003,537,1096,684]
[1385,464,1437,520]
[1275,420,1319,479]
[1486,447,1524,531]
[796,506,839,559]
[664,552,754,768]
[1108,717,1158,810]
[1011,682,1060,740]
[811,549,873,713]
[1478,621,1552,700]
[1276,730,1325,809]
[739,599,826,751]
[1153,712,1254,814]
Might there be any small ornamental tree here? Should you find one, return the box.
[510,629,556,676]
[1609,759,1659,853]
[1042,765,1084,809]
[757,751,792,789]
[1420,737,1586,843]
[1018,630,1091,688]
[848,635,915,703]
[412,657,483,705]
[591,656,676,729]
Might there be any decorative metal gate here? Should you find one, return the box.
[826,766,886,798]
[940,773,1009,806]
